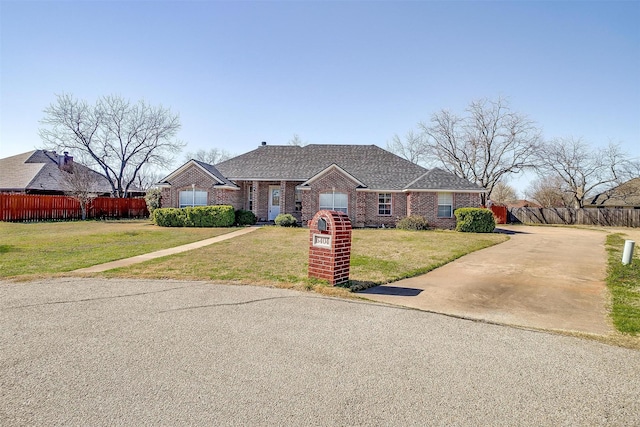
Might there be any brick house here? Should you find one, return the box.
[158,143,485,228]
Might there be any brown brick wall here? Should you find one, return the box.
[358,192,407,227]
[159,164,241,209]
[283,181,302,221]
[301,169,359,225]
[407,191,483,229]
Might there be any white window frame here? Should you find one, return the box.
[319,192,348,214]
[437,192,453,218]
[378,193,392,216]
[179,189,208,208]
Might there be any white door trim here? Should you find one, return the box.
[268,185,281,220]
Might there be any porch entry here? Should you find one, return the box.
[268,186,281,221]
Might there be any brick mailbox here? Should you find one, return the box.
[308,210,352,285]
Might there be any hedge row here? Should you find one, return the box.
[153,206,236,227]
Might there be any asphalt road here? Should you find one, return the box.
[1,278,639,426]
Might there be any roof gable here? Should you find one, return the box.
[160,159,239,189]
[299,164,366,188]
[0,151,44,190]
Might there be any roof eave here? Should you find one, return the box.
[402,188,487,193]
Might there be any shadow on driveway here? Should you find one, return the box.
[360,286,423,297]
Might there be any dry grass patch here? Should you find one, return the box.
[102,227,508,292]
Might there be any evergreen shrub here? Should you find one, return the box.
[235,209,257,226]
[454,208,496,233]
[274,213,298,227]
[396,215,429,231]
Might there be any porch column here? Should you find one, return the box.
[280,180,286,215]
[252,180,259,217]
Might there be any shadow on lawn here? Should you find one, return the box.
[0,245,18,254]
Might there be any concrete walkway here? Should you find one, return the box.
[73,227,261,273]
[360,225,614,335]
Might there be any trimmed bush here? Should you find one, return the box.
[454,208,496,233]
[152,208,183,226]
[153,205,235,227]
[235,209,257,226]
[274,213,298,227]
[396,215,429,231]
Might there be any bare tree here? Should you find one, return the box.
[525,176,572,208]
[534,137,632,208]
[288,134,307,146]
[419,97,542,205]
[183,148,234,165]
[490,181,518,205]
[131,165,165,191]
[386,130,428,165]
[60,163,105,220]
[40,94,184,197]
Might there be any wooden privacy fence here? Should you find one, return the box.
[0,194,149,222]
[489,205,508,224]
[509,207,640,228]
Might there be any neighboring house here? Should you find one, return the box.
[0,150,113,195]
[588,177,640,208]
[158,143,485,228]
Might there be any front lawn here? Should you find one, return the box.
[101,227,508,293]
[0,220,235,277]
[1,220,507,296]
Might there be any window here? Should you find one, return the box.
[179,190,207,208]
[378,193,392,215]
[295,189,302,212]
[247,185,253,211]
[319,192,348,213]
[437,192,453,217]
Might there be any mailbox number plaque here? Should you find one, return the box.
[312,234,332,249]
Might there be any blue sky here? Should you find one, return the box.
[1,1,639,194]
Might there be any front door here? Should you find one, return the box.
[268,186,280,221]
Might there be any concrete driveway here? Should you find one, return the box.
[1,278,638,426]
[360,225,613,335]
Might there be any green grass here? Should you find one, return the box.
[0,220,236,277]
[606,234,640,335]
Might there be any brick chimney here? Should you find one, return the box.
[58,152,74,172]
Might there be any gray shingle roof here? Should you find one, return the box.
[405,167,485,192]
[192,160,238,188]
[214,144,484,192]
[0,151,44,190]
[215,144,438,191]
[589,177,640,207]
[0,150,113,194]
